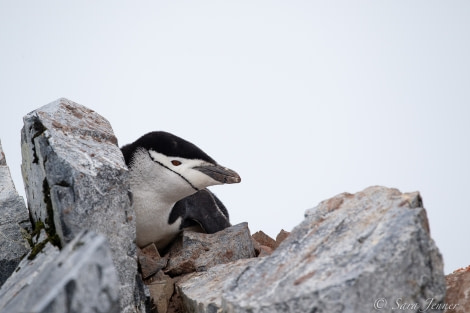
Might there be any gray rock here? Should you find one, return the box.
[221,186,446,313]
[178,187,445,313]
[0,140,5,165]
[0,230,120,313]
[0,139,31,287]
[164,222,256,277]
[178,258,260,313]
[21,98,141,312]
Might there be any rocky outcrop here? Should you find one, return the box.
[0,230,121,313]
[0,98,450,313]
[0,140,31,287]
[20,98,141,312]
[178,187,446,313]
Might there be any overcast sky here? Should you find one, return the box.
[1,1,469,274]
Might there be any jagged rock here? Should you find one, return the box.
[252,230,275,257]
[177,258,260,313]
[252,230,277,249]
[222,186,445,313]
[252,230,290,257]
[275,229,290,246]
[138,243,168,280]
[178,186,445,313]
[20,98,141,312]
[0,139,31,287]
[252,241,273,257]
[145,270,174,313]
[0,242,60,312]
[445,266,470,312]
[164,222,256,277]
[0,230,120,313]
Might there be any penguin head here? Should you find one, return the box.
[121,131,241,202]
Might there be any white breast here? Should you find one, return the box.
[132,187,182,249]
[128,148,196,249]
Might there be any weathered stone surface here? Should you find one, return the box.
[251,230,278,258]
[146,270,175,313]
[0,243,60,312]
[21,98,140,312]
[0,139,31,287]
[252,229,290,257]
[221,186,445,313]
[252,230,277,249]
[275,229,290,246]
[138,243,168,280]
[252,239,274,257]
[445,265,470,312]
[164,222,256,277]
[178,258,260,313]
[0,230,120,313]
[164,186,445,313]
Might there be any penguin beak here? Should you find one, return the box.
[194,164,241,184]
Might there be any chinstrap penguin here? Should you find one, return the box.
[121,131,240,250]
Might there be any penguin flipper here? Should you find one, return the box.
[168,189,231,234]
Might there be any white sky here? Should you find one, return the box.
[1,1,469,274]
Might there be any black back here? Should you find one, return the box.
[121,131,216,166]
[169,189,231,233]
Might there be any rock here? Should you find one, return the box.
[138,243,168,280]
[0,242,60,312]
[145,270,175,313]
[275,229,290,246]
[0,140,5,165]
[251,238,273,257]
[252,230,290,257]
[178,258,260,313]
[20,98,141,312]
[222,186,445,312]
[164,222,256,277]
[0,139,31,287]
[252,230,277,249]
[176,186,444,313]
[256,245,273,257]
[445,265,470,312]
[0,230,120,313]
[252,237,274,257]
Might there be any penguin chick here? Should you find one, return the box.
[121,131,240,250]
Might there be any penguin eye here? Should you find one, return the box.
[171,160,182,166]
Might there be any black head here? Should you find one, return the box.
[121,131,216,166]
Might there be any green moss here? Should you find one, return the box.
[72,241,85,251]
[42,179,62,249]
[49,234,62,247]
[28,239,48,260]
[31,221,45,237]
[26,180,63,260]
